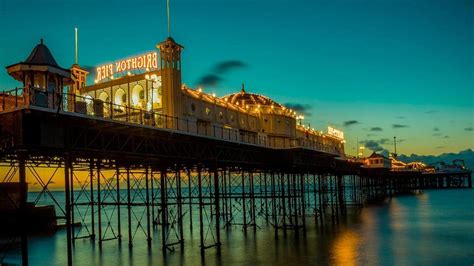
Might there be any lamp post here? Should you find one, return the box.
[358,146,365,158]
[296,115,304,126]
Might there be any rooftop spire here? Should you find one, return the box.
[40,38,43,45]
[241,83,245,93]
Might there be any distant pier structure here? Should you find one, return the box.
[0,37,471,266]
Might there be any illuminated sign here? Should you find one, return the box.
[327,126,344,139]
[96,52,158,82]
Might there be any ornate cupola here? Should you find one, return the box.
[6,39,75,108]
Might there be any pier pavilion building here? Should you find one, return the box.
[2,37,345,156]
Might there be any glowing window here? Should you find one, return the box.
[114,88,126,105]
[132,84,144,106]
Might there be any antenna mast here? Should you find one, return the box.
[74,27,78,64]
[167,0,171,36]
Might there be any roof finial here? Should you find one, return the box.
[241,83,245,93]
[40,38,44,45]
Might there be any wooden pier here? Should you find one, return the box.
[0,105,471,266]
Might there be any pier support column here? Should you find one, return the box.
[145,166,151,245]
[96,160,102,248]
[126,167,132,248]
[197,167,204,254]
[160,168,168,252]
[177,167,184,247]
[213,168,221,248]
[116,166,122,241]
[89,159,95,240]
[64,155,73,266]
[19,154,28,266]
[241,170,247,232]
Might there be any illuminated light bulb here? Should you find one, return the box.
[246,105,249,109]
[146,68,150,71]
[145,74,150,80]
[212,93,216,97]
[127,71,132,76]
[110,75,114,80]
[198,88,202,93]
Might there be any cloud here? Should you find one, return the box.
[213,60,247,74]
[396,116,405,119]
[370,127,383,131]
[443,135,450,139]
[433,127,439,132]
[343,120,360,127]
[196,74,222,87]
[361,140,389,153]
[435,146,445,149]
[425,110,437,114]
[465,127,473,131]
[433,132,442,137]
[362,140,385,152]
[392,124,408,129]
[284,103,312,116]
[366,133,376,137]
[196,60,247,88]
[398,139,407,143]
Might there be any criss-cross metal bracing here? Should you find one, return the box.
[0,109,471,266]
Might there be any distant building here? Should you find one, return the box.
[364,152,391,168]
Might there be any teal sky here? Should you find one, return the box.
[0,0,472,156]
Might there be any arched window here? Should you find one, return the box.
[99,91,109,102]
[114,88,126,106]
[85,95,94,114]
[132,84,144,107]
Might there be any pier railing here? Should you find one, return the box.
[0,87,344,156]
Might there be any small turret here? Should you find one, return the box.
[6,39,74,108]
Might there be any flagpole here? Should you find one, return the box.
[74,27,78,64]
[167,0,171,36]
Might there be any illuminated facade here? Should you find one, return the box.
[2,37,346,157]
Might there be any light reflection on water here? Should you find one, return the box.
[3,189,474,265]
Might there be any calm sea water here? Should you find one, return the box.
[3,189,474,265]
